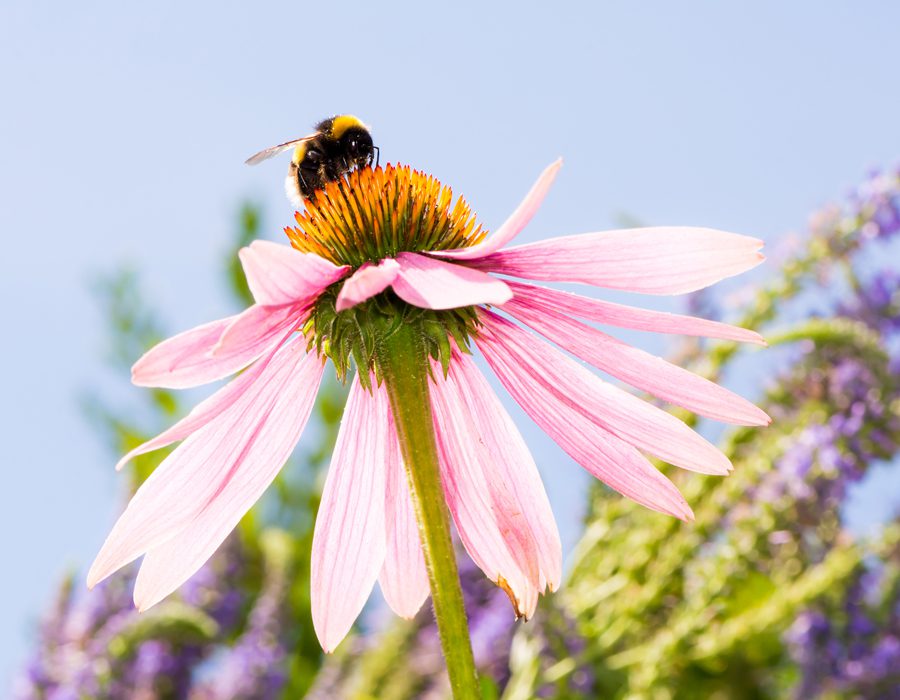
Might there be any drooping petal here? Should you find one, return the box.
[117,351,269,471]
[131,315,237,389]
[311,376,390,653]
[504,296,771,427]
[478,311,732,476]
[211,302,305,362]
[507,281,766,346]
[430,366,541,619]
[475,323,693,520]
[391,252,512,310]
[88,338,320,589]
[115,318,301,472]
[477,227,764,295]
[335,259,401,312]
[239,240,349,306]
[432,159,562,261]
[132,349,324,611]
[378,412,429,619]
[450,352,562,591]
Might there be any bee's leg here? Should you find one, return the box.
[297,166,317,198]
[327,159,345,181]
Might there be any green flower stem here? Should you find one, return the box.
[377,321,480,700]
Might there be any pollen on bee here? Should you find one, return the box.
[285,164,488,267]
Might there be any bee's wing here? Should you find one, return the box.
[244,134,317,165]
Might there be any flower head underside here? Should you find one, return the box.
[290,165,496,382]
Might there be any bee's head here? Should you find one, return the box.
[341,127,376,168]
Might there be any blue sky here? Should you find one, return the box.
[2,0,899,687]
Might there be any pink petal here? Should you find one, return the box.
[432,159,562,261]
[475,321,693,520]
[118,358,262,471]
[131,315,236,389]
[504,296,770,427]
[211,302,305,362]
[131,302,305,390]
[478,311,732,476]
[311,376,390,653]
[378,413,429,619]
[450,352,562,591]
[430,366,541,619]
[88,338,322,589]
[132,348,324,611]
[507,281,766,346]
[478,227,764,295]
[239,240,348,307]
[391,252,512,310]
[335,259,401,312]
[115,324,296,472]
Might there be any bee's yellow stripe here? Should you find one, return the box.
[330,114,366,139]
[292,142,307,164]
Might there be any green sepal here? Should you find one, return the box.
[309,284,481,384]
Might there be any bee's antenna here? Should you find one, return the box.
[373,145,380,168]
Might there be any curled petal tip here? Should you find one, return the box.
[497,577,526,619]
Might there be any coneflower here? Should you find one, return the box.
[88,160,768,697]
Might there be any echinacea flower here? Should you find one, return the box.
[88,160,769,655]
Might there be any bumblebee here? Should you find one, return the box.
[245,115,377,205]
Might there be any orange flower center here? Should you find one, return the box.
[285,164,487,267]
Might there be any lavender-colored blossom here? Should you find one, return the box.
[840,269,900,340]
[180,535,248,635]
[776,172,900,697]
[851,168,900,241]
[14,538,296,700]
[755,352,899,535]
[189,536,291,700]
[787,561,900,698]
